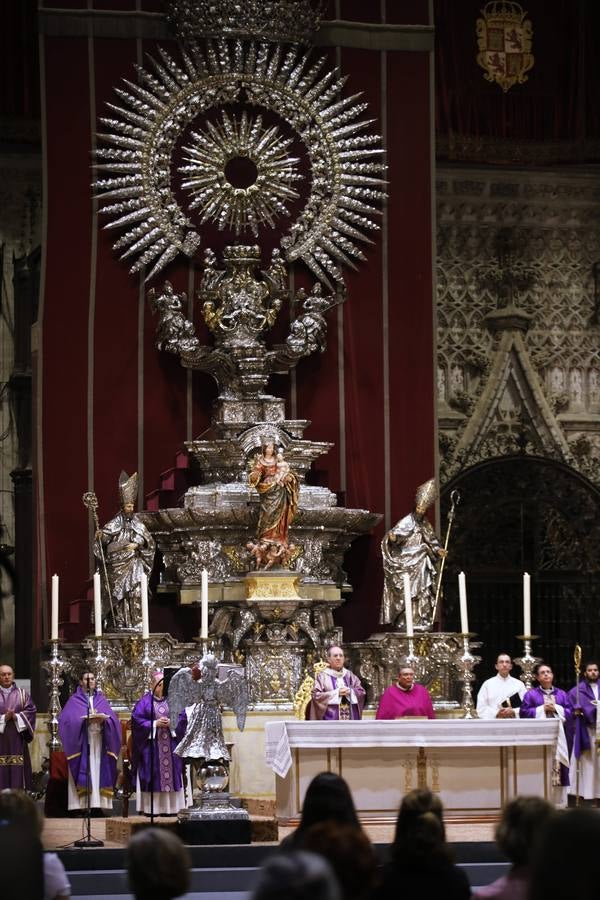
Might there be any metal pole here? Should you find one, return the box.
[431,489,460,626]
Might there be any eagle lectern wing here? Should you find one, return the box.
[217,669,249,732]
[167,666,202,730]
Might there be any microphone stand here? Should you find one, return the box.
[74,679,103,847]
[148,676,164,825]
[150,682,155,825]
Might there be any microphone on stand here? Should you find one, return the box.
[149,673,165,825]
[74,674,104,848]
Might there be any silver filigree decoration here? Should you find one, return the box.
[166,0,327,47]
[93,39,386,286]
[180,111,301,234]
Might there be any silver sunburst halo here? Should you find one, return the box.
[180,110,302,235]
[93,39,386,285]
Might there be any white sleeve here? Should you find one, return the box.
[534,705,547,719]
[476,683,497,719]
[0,714,5,734]
[14,712,27,732]
[329,688,341,706]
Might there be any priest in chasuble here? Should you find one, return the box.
[308,645,366,721]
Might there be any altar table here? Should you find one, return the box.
[265,719,559,823]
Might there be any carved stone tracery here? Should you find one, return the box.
[437,167,600,488]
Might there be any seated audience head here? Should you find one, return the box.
[495,796,554,868]
[392,788,449,865]
[251,849,340,900]
[529,808,600,900]
[301,821,377,900]
[127,827,191,900]
[0,789,44,900]
[0,787,42,836]
[298,772,360,834]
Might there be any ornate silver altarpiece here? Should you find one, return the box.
[52,1,470,715]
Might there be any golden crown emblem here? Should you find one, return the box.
[480,1,528,27]
[166,0,327,46]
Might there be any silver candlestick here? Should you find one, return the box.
[405,635,419,668]
[514,635,540,690]
[456,634,481,719]
[44,640,68,753]
[94,636,109,693]
[141,637,155,686]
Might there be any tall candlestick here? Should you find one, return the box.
[458,571,469,634]
[523,572,531,636]
[51,574,59,642]
[402,573,414,637]
[201,568,209,640]
[140,571,149,640]
[93,572,102,638]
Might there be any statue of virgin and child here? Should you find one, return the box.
[247,441,300,570]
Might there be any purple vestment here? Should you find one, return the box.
[568,680,598,758]
[376,683,436,719]
[131,691,184,793]
[0,684,36,789]
[520,685,573,785]
[58,685,121,799]
[308,669,366,721]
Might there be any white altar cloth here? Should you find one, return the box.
[265,719,559,778]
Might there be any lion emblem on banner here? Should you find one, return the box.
[476,1,534,93]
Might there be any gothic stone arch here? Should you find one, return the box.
[440,455,600,687]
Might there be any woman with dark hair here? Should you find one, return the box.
[0,788,69,900]
[281,772,361,848]
[475,796,554,899]
[529,807,600,900]
[302,822,378,900]
[376,788,471,900]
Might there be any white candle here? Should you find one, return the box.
[402,573,414,637]
[458,571,469,634]
[201,568,209,640]
[51,574,59,642]
[140,571,149,640]
[523,572,531,636]
[93,572,102,638]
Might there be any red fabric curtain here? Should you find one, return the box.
[435,0,600,145]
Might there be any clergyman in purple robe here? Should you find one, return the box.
[0,663,36,789]
[131,671,187,815]
[376,664,436,719]
[58,671,121,812]
[308,645,366,721]
[520,662,572,805]
[568,659,600,803]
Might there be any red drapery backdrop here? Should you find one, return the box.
[36,0,435,648]
[434,0,600,147]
